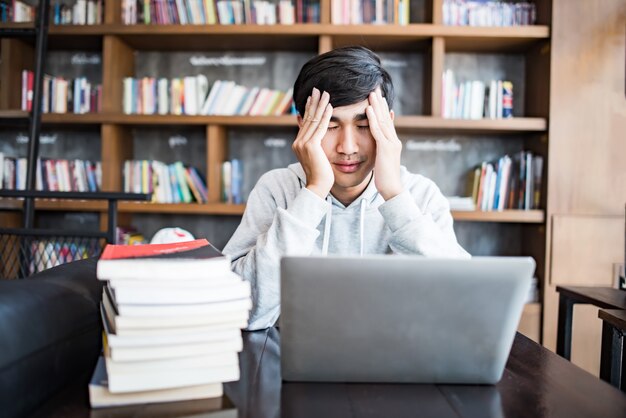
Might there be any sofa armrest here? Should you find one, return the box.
[0,258,103,418]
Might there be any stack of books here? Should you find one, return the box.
[90,239,251,408]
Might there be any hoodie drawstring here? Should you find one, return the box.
[359,199,367,256]
[321,196,332,255]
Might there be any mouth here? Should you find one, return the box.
[333,162,362,174]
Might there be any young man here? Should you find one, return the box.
[223,46,469,330]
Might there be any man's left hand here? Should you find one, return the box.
[366,89,404,201]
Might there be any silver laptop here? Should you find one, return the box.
[280,256,534,384]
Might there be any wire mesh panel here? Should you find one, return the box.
[0,230,106,280]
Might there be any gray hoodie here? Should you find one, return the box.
[223,163,470,330]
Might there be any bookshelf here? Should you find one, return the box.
[0,0,553,343]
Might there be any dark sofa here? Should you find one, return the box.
[0,258,103,418]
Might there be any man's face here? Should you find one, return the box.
[321,98,377,195]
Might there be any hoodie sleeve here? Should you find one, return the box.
[378,181,470,259]
[222,172,329,330]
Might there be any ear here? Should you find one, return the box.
[389,110,395,121]
[297,114,304,128]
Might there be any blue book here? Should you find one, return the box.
[230,159,243,204]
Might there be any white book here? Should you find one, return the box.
[238,87,260,115]
[89,357,223,408]
[498,156,511,211]
[157,78,169,115]
[462,80,472,119]
[248,87,271,116]
[123,78,133,114]
[486,167,497,211]
[114,297,251,318]
[102,287,252,329]
[106,334,243,363]
[113,315,249,337]
[212,81,236,115]
[201,80,223,115]
[196,74,210,113]
[103,306,243,348]
[110,279,251,305]
[470,80,485,120]
[16,158,27,190]
[96,245,231,281]
[56,79,68,113]
[104,351,238,374]
[225,85,248,115]
[184,76,198,115]
[107,361,239,393]
[175,0,188,24]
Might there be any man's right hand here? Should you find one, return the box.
[292,88,334,199]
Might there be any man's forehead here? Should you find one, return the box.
[330,98,369,121]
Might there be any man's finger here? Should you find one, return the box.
[311,103,333,144]
[302,91,330,143]
[366,105,386,143]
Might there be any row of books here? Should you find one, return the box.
[52,0,104,25]
[0,0,34,22]
[122,76,293,116]
[28,239,98,276]
[443,0,537,27]
[123,160,209,204]
[122,0,319,25]
[21,70,102,114]
[91,239,250,408]
[331,0,409,25]
[221,159,243,204]
[467,151,543,212]
[0,154,102,192]
[442,70,513,120]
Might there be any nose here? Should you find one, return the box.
[336,126,359,155]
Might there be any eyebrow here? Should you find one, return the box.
[329,113,369,123]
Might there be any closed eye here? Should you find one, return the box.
[327,126,339,131]
[357,125,370,130]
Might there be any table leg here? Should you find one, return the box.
[599,321,625,390]
[556,294,574,360]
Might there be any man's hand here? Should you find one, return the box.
[292,88,334,199]
[366,89,404,201]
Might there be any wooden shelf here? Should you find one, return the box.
[0,199,544,222]
[0,23,35,30]
[42,23,550,52]
[0,199,246,215]
[38,113,547,133]
[105,114,299,126]
[394,116,547,133]
[41,113,107,125]
[437,25,550,52]
[451,210,544,223]
[0,110,29,118]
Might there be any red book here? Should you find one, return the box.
[27,70,34,111]
[97,239,230,280]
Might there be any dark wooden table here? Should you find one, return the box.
[556,286,626,360]
[599,309,626,391]
[31,329,626,418]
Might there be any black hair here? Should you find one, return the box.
[292,46,395,117]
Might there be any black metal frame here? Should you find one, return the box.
[0,191,150,279]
